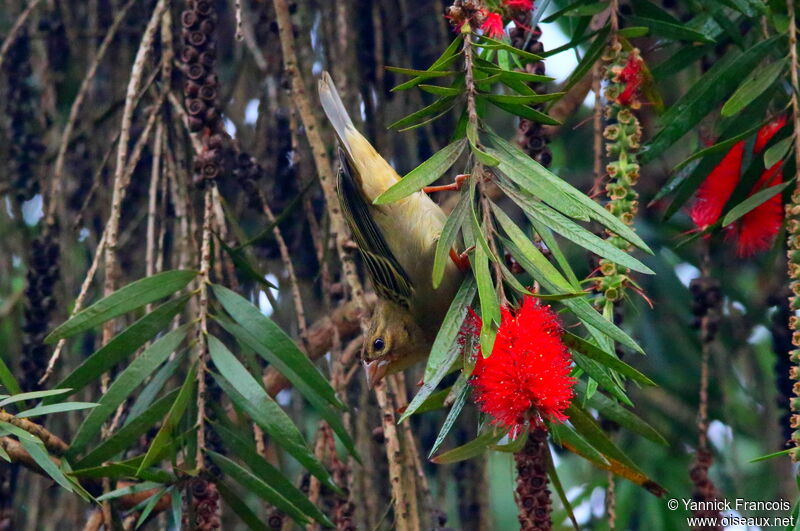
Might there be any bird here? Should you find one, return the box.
[318,71,466,387]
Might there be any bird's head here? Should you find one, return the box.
[363,299,429,388]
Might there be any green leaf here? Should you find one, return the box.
[549,422,609,467]
[432,188,470,289]
[136,486,170,528]
[492,207,643,353]
[45,270,197,343]
[574,381,667,445]
[67,325,189,457]
[764,135,794,169]
[45,295,190,404]
[206,450,312,527]
[15,402,97,418]
[215,315,358,460]
[473,241,500,327]
[208,339,338,492]
[625,15,715,42]
[566,404,642,471]
[419,84,462,96]
[96,481,164,502]
[642,35,782,163]
[400,278,476,422]
[720,181,790,227]
[475,34,543,62]
[430,428,503,464]
[721,59,787,117]
[474,65,553,85]
[572,353,631,406]
[429,377,470,457]
[212,422,333,527]
[125,352,184,424]
[19,437,73,492]
[390,39,464,92]
[217,237,278,291]
[374,139,466,204]
[485,130,652,254]
[481,92,564,105]
[70,455,174,483]
[0,354,21,395]
[389,96,457,130]
[669,118,769,174]
[562,332,654,385]
[385,66,459,77]
[488,100,560,126]
[212,284,344,410]
[501,183,653,274]
[0,388,71,408]
[217,480,270,531]
[76,389,180,468]
[137,363,197,474]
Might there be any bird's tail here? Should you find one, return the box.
[318,71,356,158]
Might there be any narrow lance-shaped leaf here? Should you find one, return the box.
[430,428,503,464]
[764,135,794,168]
[374,139,466,204]
[641,35,781,164]
[212,421,334,527]
[15,402,97,418]
[562,332,654,386]
[721,58,787,117]
[44,294,190,404]
[429,375,470,457]
[625,15,715,42]
[137,363,197,474]
[206,450,312,527]
[208,338,338,492]
[0,388,72,408]
[217,480,270,531]
[432,187,470,288]
[721,181,791,227]
[492,206,643,353]
[67,325,189,457]
[45,270,197,343]
[76,389,180,469]
[400,277,477,422]
[212,284,344,410]
[215,316,358,460]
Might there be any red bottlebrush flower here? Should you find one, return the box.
[480,11,505,38]
[504,0,534,10]
[617,54,644,106]
[731,162,784,257]
[754,115,788,154]
[688,141,745,230]
[469,296,575,438]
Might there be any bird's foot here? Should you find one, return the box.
[449,246,475,272]
[423,173,469,194]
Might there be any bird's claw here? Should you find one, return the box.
[450,246,475,272]
[423,174,469,194]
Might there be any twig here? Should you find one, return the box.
[196,186,215,469]
[39,230,107,385]
[0,411,68,455]
[234,0,244,41]
[103,0,169,342]
[47,0,138,226]
[789,0,800,186]
[590,61,604,196]
[0,0,44,71]
[146,121,165,280]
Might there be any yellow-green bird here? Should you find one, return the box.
[318,72,466,386]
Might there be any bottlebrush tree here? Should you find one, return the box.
[0,0,798,529]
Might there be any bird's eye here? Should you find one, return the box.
[373,338,385,352]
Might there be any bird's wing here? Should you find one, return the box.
[337,150,413,308]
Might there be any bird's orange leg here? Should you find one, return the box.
[449,245,475,272]
[423,174,469,194]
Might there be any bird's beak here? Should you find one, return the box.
[363,358,390,388]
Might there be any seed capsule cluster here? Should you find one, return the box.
[514,429,552,531]
[181,0,223,188]
[509,10,552,167]
[594,43,644,305]
[786,188,800,458]
[183,478,221,530]
[445,0,486,29]
[3,29,45,203]
[233,152,265,209]
[20,233,60,391]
